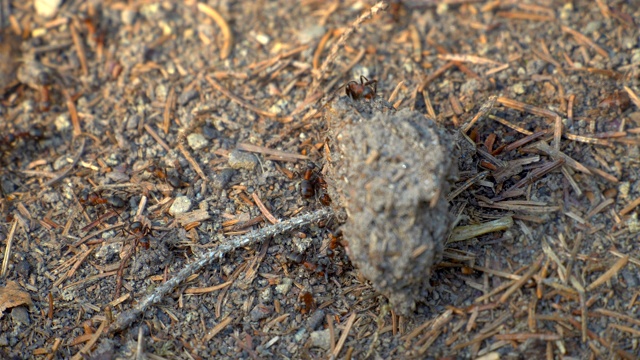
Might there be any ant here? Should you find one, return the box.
[147,162,183,188]
[115,219,153,297]
[300,163,316,198]
[78,190,126,233]
[299,163,332,206]
[1,127,45,152]
[79,190,126,208]
[345,75,377,101]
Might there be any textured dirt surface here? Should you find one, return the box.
[1,0,640,359]
[325,98,455,316]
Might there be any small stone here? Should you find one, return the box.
[127,116,142,132]
[169,196,192,216]
[178,89,198,106]
[15,259,31,278]
[187,133,208,151]
[105,153,121,167]
[512,83,526,95]
[309,329,331,350]
[228,150,258,170]
[53,155,71,170]
[0,333,8,346]
[95,242,121,261]
[269,99,288,115]
[211,169,235,189]
[202,125,220,140]
[275,278,293,295]
[11,307,30,327]
[436,3,448,15]
[298,25,326,44]
[54,114,71,131]
[42,191,61,204]
[34,0,63,18]
[255,33,270,45]
[260,287,273,303]
[121,9,137,26]
[249,304,273,322]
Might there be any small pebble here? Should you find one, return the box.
[202,125,220,140]
[177,89,198,106]
[512,83,526,95]
[211,169,235,189]
[260,287,273,303]
[309,329,331,350]
[121,9,137,26]
[54,114,70,131]
[249,304,273,322]
[187,133,208,151]
[169,196,192,216]
[297,25,326,44]
[11,307,30,327]
[275,278,293,295]
[34,0,62,18]
[228,150,258,170]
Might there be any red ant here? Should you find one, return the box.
[300,163,316,198]
[299,163,332,206]
[147,163,183,188]
[115,219,153,297]
[1,128,44,149]
[345,75,377,101]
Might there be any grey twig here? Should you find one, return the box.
[109,207,335,333]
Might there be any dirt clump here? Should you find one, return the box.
[324,96,456,314]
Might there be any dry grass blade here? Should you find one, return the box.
[561,26,609,59]
[205,75,292,122]
[499,255,543,303]
[448,216,513,243]
[203,316,233,343]
[70,320,107,360]
[1,218,18,277]
[197,3,234,59]
[236,143,308,161]
[497,97,558,120]
[251,192,279,224]
[333,312,357,357]
[623,86,640,109]
[586,255,628,291]
[619,196,640,216]
[437,54,504,66]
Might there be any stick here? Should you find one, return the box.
[108,207,335,332]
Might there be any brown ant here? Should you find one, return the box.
[299,163,332,206]
[1,127,44,149]
[300,163,316,198]
[147,163,183,188]
[115,219,153,297]
[79,190,126,208]
[78,190,126,233]
[345,75,377,101]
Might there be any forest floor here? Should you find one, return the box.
[1,0,640,359]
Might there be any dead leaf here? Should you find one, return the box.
[0,281,34,319]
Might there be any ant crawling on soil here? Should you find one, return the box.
[345,75,377,101]
[299,163,332,206]
[115,219,154,297]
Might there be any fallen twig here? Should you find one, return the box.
[108,208,335,333]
